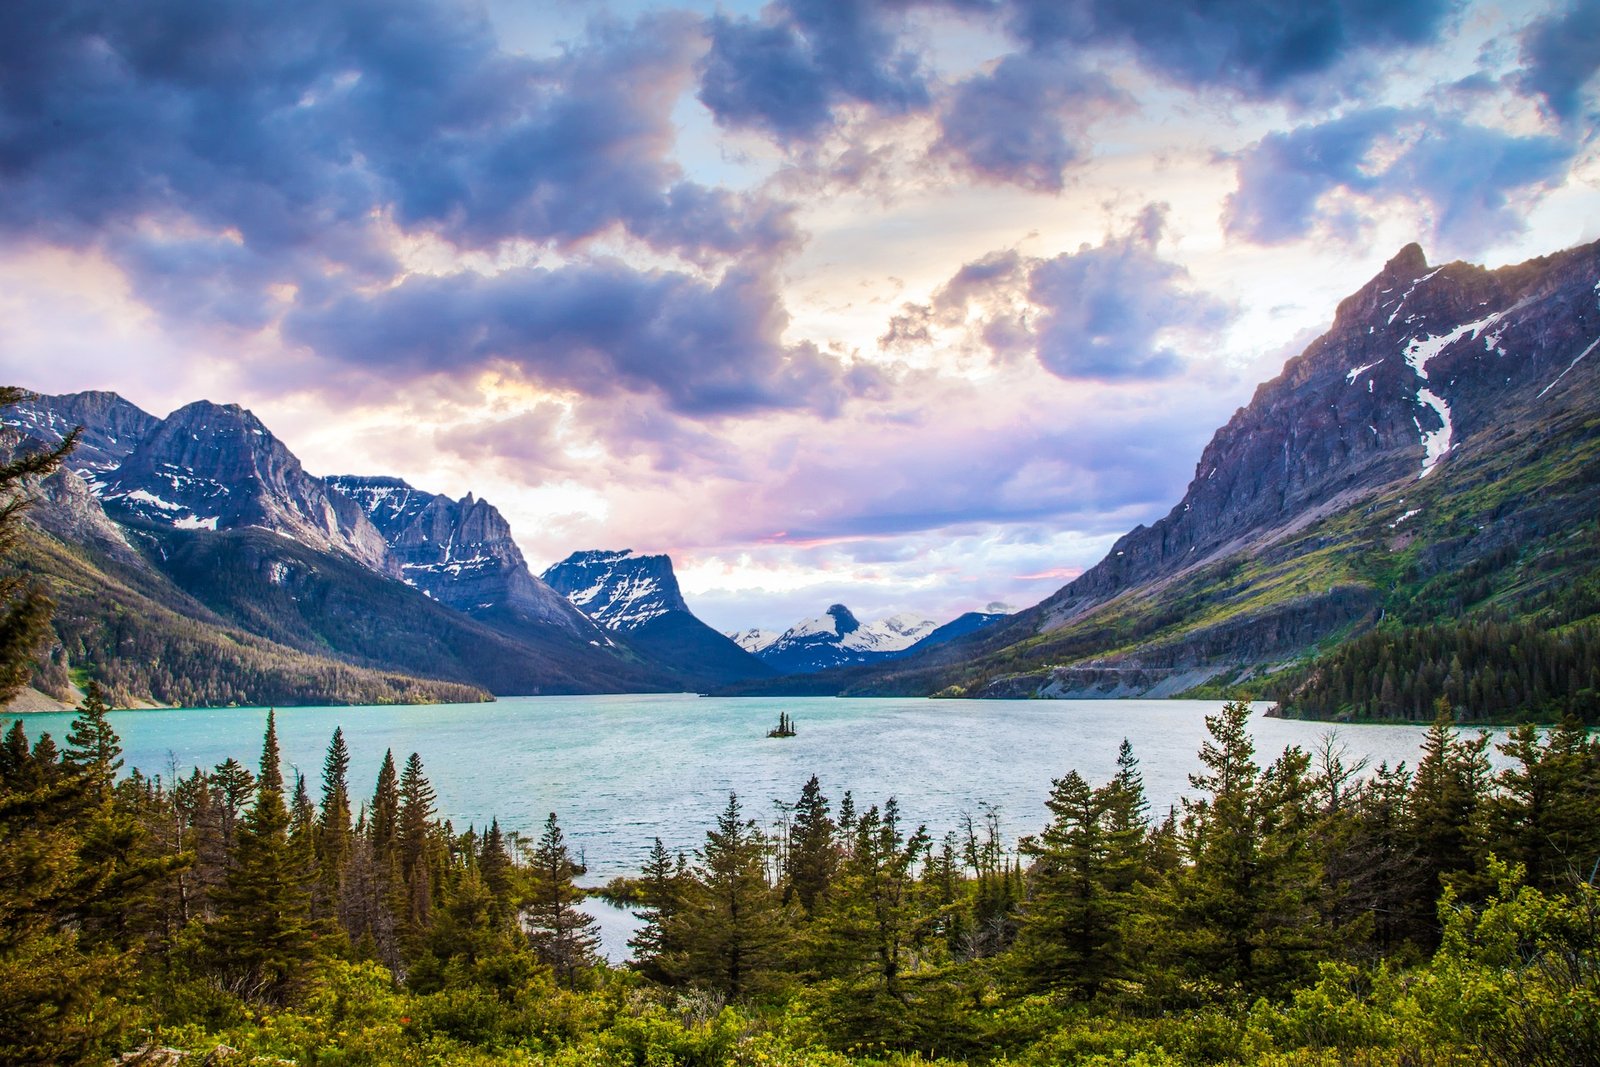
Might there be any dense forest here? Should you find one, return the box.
[4,695,1599,1066]
[1277,618,1600,723]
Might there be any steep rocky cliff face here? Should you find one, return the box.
[5,390,159,477]
[326,475,592,633]
[542,550,775,688]
[542,550,691,629]
[94,400,396,573]
[1037,241,1600,632]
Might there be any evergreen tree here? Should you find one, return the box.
[1157,701,1324,1001]
[0,388,79,705]
[629,837,686,982]
[205,711,316,1004]
[61,681,121,803]
[397,751,436,931]
[479,817,515,919]
[523,811,600,987]
[1409,706,1489,937]
[1012,767,1145,1000]
[0,713,132,1065]
[676,792,787,998]
[316,727,352,897]
[784,774,837,916]
[369,749,400,867]
[211,757,255,855]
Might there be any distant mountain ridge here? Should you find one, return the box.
[542,550,774,688]
[734,604,933,674]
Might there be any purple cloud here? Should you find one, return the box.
[997,0,1457,98]
[1029,206,1233,380]
[1224,107,1578,252]
[0,0,793,289]
[937,52,1128,192]
[697,0,930,143]
[284,261,879,417]
[1518,0,1600,122]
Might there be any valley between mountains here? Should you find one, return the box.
[5,236,1599,721]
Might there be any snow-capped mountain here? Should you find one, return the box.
[1,391,702,701]
[540,549,690,630]
[94,400,394,572]
[730,628,780,654]
[542,550,775,687]
[325,474,591,633]
[742,604,939,674]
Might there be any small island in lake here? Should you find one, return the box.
[766,710,796,737]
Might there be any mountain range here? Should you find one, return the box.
[718,238,1600,712]
[5,235,1598,714]
[730,603,1010,674]
[0,396,776,707]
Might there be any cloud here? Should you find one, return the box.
[284,260,880,417]
[697,0,930,143]
[1224,107,1578,252]
[1518,0,1600,122]
[997,0,1457,98]
[894,208,1231,380]
[0,0,794,295]
[1029,206,1233,380]
[936,52,1129,192]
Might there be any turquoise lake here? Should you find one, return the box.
[8,695,1497,884]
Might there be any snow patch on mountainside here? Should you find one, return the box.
[730,628,779,653]
[1400,312,1506,478]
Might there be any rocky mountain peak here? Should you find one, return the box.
[1033,236,1600,635]
[324,474,588,632]
[541,550,692,630]
[95,398,394,572]
[826,603,861,634]
[2,390,160,477]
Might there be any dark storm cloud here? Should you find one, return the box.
[1224,108,1577,251]
[0,0,793,272]
[698,0,930,142]
[995,0,1457,98]
[284,261,881,417]
[937,53,1128,191]
[1518,0,1600,122]
[692,0,1457,152]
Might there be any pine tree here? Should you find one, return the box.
[369,749,400,868]
[479,817,515,920]
[205,710,316,1004]
[61,681,121,803]
[1157,701,1324,1001]
[629,837,686,982]
[677,792,787,998]
[0,710,132,1065]
[0,389,79,705]
[785,774,837,916]
[523,811,600,987]
[211,757,255,855]
[1013,768,1141,999]
[397,752,436,932]
[316,727,352,899]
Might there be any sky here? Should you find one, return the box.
[2,0,1597,634]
